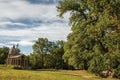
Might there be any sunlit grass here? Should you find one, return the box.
[0,65,118,80]
[0,69,85,80]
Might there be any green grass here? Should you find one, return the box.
[0,65,118,80]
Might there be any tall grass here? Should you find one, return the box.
[0,65,118,80]
[0,69,86,80]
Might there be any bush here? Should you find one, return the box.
[114,65,120,78]
[88,55,103,73]
[13,66,22,70]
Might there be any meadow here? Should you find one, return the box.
[0,65,118,80]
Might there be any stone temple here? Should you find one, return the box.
[6,45,28,69]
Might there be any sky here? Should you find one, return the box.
[0,0,71,54]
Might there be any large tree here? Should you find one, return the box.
[29,38,51,68]
[29,38,67,69]
[57,0,120,70]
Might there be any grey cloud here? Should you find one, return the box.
[27,0,60,4]
[0,0,70,53]
[0,18,67,30]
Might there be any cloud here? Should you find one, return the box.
[9,40,34,46]
[0,22,71,41]
[0,43,12,47]
[0,0,69,30]
[0,0,59,20]
[0,0,70,54]
[0,21,27,27]
[26,0,60,4]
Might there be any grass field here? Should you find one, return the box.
[0,65,118,80]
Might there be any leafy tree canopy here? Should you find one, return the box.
[0,46,9,64]
[29,38,67,69]
[57,0,120,70]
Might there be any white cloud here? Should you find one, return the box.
[0,0,71,53]
[0,22,71,41]
[0,0,59,20]
[0,0,70,41]
[9,40,34,46]
[0,43,12,47]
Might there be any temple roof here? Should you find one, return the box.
[9,54,25,58]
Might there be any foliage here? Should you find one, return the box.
[57,0,120,71]
[29,53,43,69]
[29,38,67,69]
[115,65,120,79]
[15,44,21,53]
[0,47,9,64]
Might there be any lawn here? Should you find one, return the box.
[0,65,118,80]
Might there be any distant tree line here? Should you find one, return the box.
[0,47,9,64]
[29,38,69,69]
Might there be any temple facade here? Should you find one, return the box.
[6,45,28,69]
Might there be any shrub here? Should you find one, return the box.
[13,66,22,70]
[114,65,120,78]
